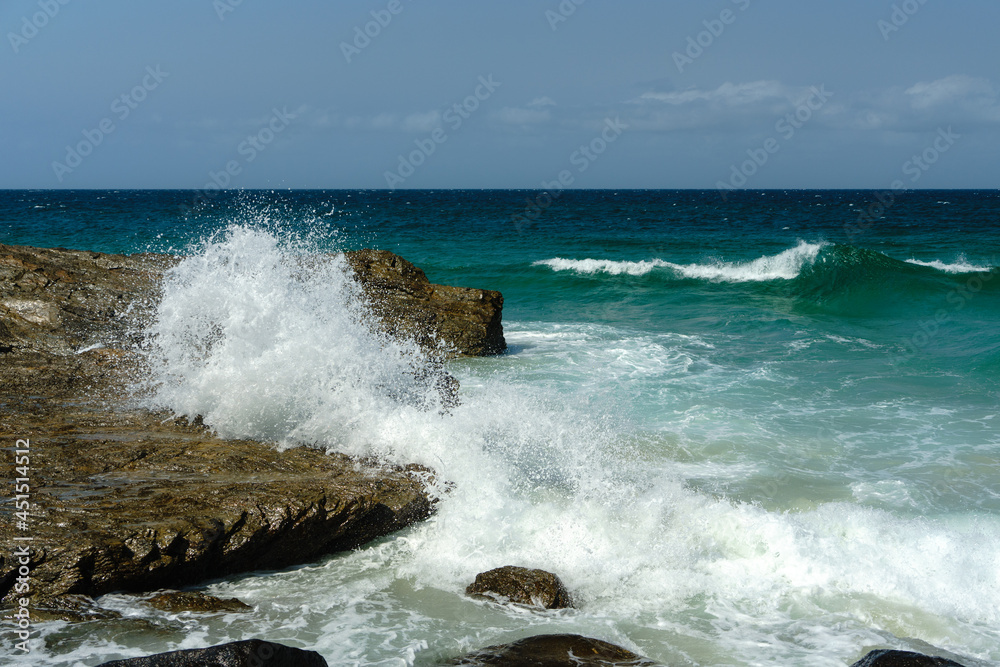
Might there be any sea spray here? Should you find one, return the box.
[124,225,1000,664]
[139,224,455,451]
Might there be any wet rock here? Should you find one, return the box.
[850,649,968,667]
[95,639,328,666]
[144,590,252,613]
[3,595,121,623]
[0,243,449,607]
[0,244,173,359]
[466,566,573,609]
[0,407,434,604]
[345,249,506,357]
[448,634,658,666]
[0,243,506,365]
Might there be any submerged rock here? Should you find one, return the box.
[95,639,328,666]
[344,249,506,357]
[145,590,252,613]
[466,565,573,609]
[3,594,122,623]
[448,634,658,666]
[850,649,968,667]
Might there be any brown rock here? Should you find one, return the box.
[0,244,471,606]
[466,566,573,609]
[345,249,506,357]
[2,594,122,623]
[0,243,505,367]
[144,590,252,613]
[448,634,658,666]
[0,406,433,604]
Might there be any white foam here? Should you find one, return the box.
[42,225,988,666]
[534,241,827,282]
[905,256,992,274]
[140,225,454,450]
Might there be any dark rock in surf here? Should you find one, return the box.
[345,249,506,357]
[466,565,573,609]
[95,639,328,667]
[850,649,968,667]
[448,634,658,666]
[6,594,123,623]
[144,590,252,613]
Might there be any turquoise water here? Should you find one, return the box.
[2,190,999,665]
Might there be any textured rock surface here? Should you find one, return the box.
[344,249,506,357]
[95,639,328,667]
[448,634,658,666]
[850,649,968,667]
[0,401,433,603]
[465,565,573,609]
[0,243,483,607]
[0,243,506,362]
[144,590,252,613]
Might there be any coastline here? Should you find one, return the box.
[0,243,503,613]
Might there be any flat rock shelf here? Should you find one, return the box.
[0,243,506,609]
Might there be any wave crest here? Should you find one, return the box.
[534,241,828,282]
[905,256,993,274]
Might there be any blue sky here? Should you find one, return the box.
[2,0,998,189]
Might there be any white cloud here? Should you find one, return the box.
[401,110,442,133]
[906,75,996,109]
[528,96,556,107]
[625,80,827,131]
[637,80,792,107]
[370,113,397,130]
[493,106,552,126]
[623,75,1000,133]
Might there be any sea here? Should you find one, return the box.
[2,189,999,666]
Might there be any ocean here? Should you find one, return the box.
[2,189,999,666]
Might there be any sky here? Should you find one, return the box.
[2,0,999,190]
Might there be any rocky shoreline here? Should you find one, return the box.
[0,243,502,612]
[0,243,975,666]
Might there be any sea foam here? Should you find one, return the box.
[535,240,828,282]
[904,255,993,273]
[124,226,1000,666]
